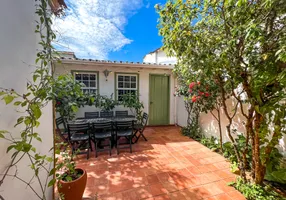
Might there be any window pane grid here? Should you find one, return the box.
[117,75,137,89]
[74,72,98,94]
[116,74,138,100]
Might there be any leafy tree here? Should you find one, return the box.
[121,93,144,122]
[50,75,95,120]
[157,0,286,184]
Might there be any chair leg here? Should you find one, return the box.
[132,130,139,141]
[109,138,112,156]
[87,147,90,160]
[95,140,98,158]
[135,133,140,143]
[117,136,119,155]
[71,142,75,155]
[141,131,148,141]
[129,135,132,153]
[89,138,93,152]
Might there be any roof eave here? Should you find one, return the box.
[58,59,174,70]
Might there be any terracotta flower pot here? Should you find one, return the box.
[58,168,87,200]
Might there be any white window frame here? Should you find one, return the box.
[116,73,138,100]
[73,71,98,94]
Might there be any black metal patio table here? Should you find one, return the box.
[70,116,136,124]
[68,116,137,150]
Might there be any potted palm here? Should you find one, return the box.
[55,143,87,200]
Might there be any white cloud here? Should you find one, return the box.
[53,0,143,59]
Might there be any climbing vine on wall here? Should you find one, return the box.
[0,0,63,199]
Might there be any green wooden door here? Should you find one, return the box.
[149,74,170,125]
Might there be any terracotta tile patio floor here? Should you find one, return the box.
[75,126,246,200]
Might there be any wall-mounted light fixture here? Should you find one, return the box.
[103,69,112,81]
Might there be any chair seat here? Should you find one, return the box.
[134,124,143,130]
[71,133,89,141]
[117,129,133,137]
[94,131,112,139]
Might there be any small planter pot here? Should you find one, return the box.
[58,168,87,200]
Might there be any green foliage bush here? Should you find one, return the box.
[200,136,220,152]
[98,94,117,111]
[231,178,286,200]
[222,135,252,167]
[51,75,96,119]
[181,124,202,140]
[265,148,286,184]
[120,93,144,122]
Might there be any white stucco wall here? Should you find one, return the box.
[199,99,246,142]
[54,62,176,124]
[0,1,53,199]
[176,96,189,127]
[176,96,286,156]
[143,50,177,65]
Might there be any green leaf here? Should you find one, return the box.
[48,179,56,187]
[24,117,31,126]
[14,101,22,106]
[33,74,39,82]
[0,130,8,138]
[6,145,15,153]
[23,143,32,152]
[21,101,27,107]
[0,91,6,96]
[40,16,44,24]
[31,147,36,152]
[66,176,73,182]
[3,95,14,105]
[49,168,56,176]
[30,104,42,119]
[46,157,53,162]
[36,137,42,142]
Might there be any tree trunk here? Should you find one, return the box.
[184,100,192,126]
[217,108,223,152]
[253,111,264,184]
[218,76,246,181]
[243,106,254,171]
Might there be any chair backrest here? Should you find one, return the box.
[142,112,148,126]
[67,123,90,139]
[115,120,134,130]
[56,117,67,131]
[115,111,128,117]
[85,112,99,119]
[93,121,113,130]
[100,111,114,118]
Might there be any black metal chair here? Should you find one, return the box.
[55,117,68,142]
[91,121,113,157]
[85,112,99,119]
[100,111,114,118]
[67,123,91,159]
[115,111,128,117]
[133,112,148,143]
[115,120,134,154]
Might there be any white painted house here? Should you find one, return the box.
[54,50,176,125]
[0,0,66,199]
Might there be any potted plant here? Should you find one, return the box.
[55,143,87,200]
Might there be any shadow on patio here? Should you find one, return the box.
[75,126,246,200]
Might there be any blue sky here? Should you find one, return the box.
[53,0,167,62]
